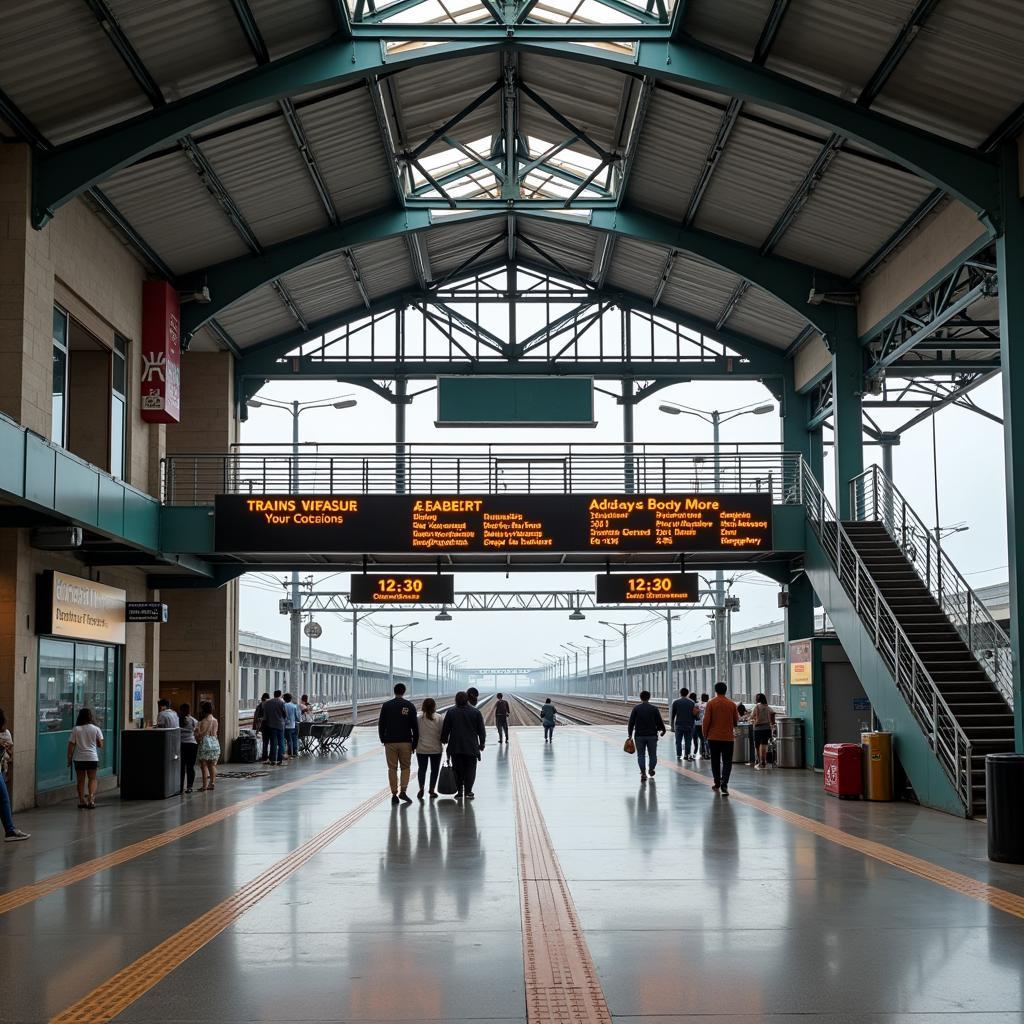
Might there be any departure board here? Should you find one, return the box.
[215,493,772,554]
[595,573,701,604]
[350,574,455,604]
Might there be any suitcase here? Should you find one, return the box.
[234,733,257,764]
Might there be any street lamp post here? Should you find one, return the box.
[561,644,579,694]
[403,637,432,698]
[586,635,608,701]
[388,622,419,688]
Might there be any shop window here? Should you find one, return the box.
[52,307,69,446]
[111,335,127,478]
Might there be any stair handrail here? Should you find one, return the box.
[799,461,974,815]
[850,465,1014,710]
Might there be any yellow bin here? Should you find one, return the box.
[861,731,893,801]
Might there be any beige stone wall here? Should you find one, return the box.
[794,334,833,392]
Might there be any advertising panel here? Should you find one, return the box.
[37,571,127,644]
[789,639,813,686]
[140,279,181,424]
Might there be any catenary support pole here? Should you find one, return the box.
[665,612,673,702]
[351,609,359,726]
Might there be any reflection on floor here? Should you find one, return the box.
[1,726,1023,1023]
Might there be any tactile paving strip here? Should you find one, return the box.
[0,751,375,918]
[594,732,1024,921]
[49,787,390,1024]
[510,736,612,1024]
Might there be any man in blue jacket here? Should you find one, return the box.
[378,683,419,804]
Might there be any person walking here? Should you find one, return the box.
[378,682,419,805]
[0,708,29,841]
[253,693,271,762]
[67,707,103,809]
[416,697,444,800]
[703,682,740,795]
[670,687,697,761]
[440,691,486,800]
[750,692,775,769]
[195,701,221,791]
[493,692,510,744]
[283,693,301,760]
[540,698,556,742]
[627,690,666,781]
[694,692,711,759]
[262,690,287,766]
[466,687,479,708]
[178,703,198,794]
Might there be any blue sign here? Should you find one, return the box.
[852,697,871,711]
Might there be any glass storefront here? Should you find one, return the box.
[36,638,120,792]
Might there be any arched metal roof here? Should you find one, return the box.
[1,0,1017,373]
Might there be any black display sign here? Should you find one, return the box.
[215,493,773,554]
[126,601,169,623]
[595,573,701,604]
[350,574,455,605]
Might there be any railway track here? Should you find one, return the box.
[482,693,540,727]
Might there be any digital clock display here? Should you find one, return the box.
[595,573,701,604]
[350,574,455,604]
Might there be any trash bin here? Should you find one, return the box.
[824,743,863,799]
[861,731,893,801]
[234,731,257,764]
[733,722,752,764]
[776,717,805,768]
[121,728,180,800]
[986,753,1024,864]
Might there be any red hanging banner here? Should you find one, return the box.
[140,280,181,423]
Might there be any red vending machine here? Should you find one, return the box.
[824,743,863,799]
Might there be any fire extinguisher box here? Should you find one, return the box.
[824,743,863,799]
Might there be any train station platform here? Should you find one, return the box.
[2,726,1024,1024]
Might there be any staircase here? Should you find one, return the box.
[842,520,1015,814]
[801,462,1015,817]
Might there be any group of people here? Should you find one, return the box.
[378,684,488,802]
[628,684,776,794]
[155,698,221,793]
[251,691,312,765]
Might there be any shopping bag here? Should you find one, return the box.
[437,760,459,795]
[623,737,635,755]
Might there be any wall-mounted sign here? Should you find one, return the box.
[595,573,700,604]
[131,664,145,723]
[351,574,456,605]
[215,493,773,555]
[126,602,168,623]
[789,639,812,686]
[140,280,181,424]
[37,570,126,644]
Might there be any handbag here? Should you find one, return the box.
[437,760,459,795]
[623,737,635,755]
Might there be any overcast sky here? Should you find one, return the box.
[238,333,1006,678]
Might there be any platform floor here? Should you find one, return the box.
[2,726,1024,1024]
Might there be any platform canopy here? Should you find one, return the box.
[0,0,1016,385]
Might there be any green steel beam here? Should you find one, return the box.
[182,204,845,341]
[32,34,1001,229]
[831,310,865,519]
[996,142,1024,750]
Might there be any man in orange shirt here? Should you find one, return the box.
[702,681,739,795]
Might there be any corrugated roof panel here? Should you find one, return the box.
[298,88,396,220]
[773,150,935,277]
[659,254,745,327]
[625,88,724,221]
[518,218,598,278]
[391,53,499,154]
[100,149,249,274]
[351,238,416,299]
[0,0,149,144]
[605,237,669,301]
[426,218,508,279]
[279,255,363,325]
[248,0,337,60]
[216,283,302,346]
[692,115,824,248]
[682,0,776,61]
[199,116,327,247]
[872,0,1024,147]
[107,0,255,105]
[725,287,806,348]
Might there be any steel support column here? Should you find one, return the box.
[831,312,864,519]
[622,378,636,493]
[395,376,408,494]
[996,142,1024,749]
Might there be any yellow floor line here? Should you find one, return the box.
[511,735,612,1024]
[594,731,1024,921]
[1,750,375,917]
[49,786,390,1024]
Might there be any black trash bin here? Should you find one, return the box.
[121,728,180,800]
[234,732,257,764]
[986,753,1024,864]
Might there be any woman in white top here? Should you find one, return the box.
[66,707,104,809]
[194,701,221,791]
[415,697,444,801]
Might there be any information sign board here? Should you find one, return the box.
[595,573,700,604]
[350,574,456,604]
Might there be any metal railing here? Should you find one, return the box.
[850,465,1014,710]
[801,462,975,816]
[162,443,802,506]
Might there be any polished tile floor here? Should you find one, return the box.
[2,727,1023,1023]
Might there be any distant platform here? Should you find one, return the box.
[2,726,1024,1024]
